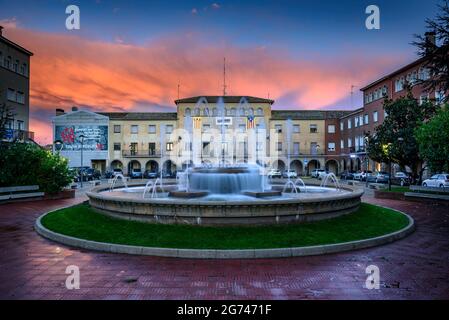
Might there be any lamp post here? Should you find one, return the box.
[54,139,63,154]
[79,134,85,188]
[364,136,369,188]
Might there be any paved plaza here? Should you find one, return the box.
[0,191,448,300]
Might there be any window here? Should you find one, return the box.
[293,142,300,155]
[276,142,282,152]
[355,117,359,127]
[166,125,173,134]
[131,125,138,134]
[148,125,156,133]
[364,114,369,125]
[145,143,155,155]
[347,138,352,148]
[204,108,210,116]
[202,124,210,132]
[239,124,246,133]
[257,108,263,116]
[275,124,282,133]
[113,143,121,151]
[347,119,352,129]
[382,85,388,96]
[17,120,24,131]
[20,63,27,76]
[113,125,121,133]
[419,94,429,105]
[166,142,174,151]
[13,60,18,73]
[310,124,318,133]
[130,143,138,155]
[359,115,363,126]
[16,91,24,104]
[230,108,236,116]
[7,88,15,102]
[436,90,445,104]
[328,124,335,133]
[373,111,378,122]
[293,125,300,133]
[395,78,404,92]
[340,139,344,149]
[328,142,335,152]
[340,121,344,131]
[185,108,191,116]
[194,108,200,116]
[4,56,11,69]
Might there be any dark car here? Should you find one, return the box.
[144,170,159,179]
[104,170,114,179]
[340,170,356,180]
[130,168,143,179]
[85,168,101,180]
[391,172,412,186]
[367,171,390,184]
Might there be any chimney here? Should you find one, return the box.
[0,26,3,37]
[72,106,78,112]
[55,108,65,116]
[425,31,436,54]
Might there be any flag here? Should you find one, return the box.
[194,117,202,129]
[246,116,255,129]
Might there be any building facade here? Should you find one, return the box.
[0,26,33,141]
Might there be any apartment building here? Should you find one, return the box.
[0,26,33,141]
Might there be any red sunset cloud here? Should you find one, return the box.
[1,20,405,145]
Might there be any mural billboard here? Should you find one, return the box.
[55,125,108,151]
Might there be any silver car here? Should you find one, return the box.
[422,174,449,188]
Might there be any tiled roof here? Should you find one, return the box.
[175,96,274,104]
[98,112,178,121]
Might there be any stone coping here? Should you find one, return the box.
[35,206,414,259]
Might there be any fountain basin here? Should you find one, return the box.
[86,182,364,226]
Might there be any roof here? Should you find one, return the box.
[98,112,178,121]
[338,107,365,119]
[271,110,352,120]
[0,35,33,56]
[175,96,274,104]
[360,56,428,91]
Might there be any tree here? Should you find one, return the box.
[0,143,73,194]
[366,89,437,182]
[412,0,449,102]
[415,105,449,173]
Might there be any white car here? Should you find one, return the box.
[311,169,326,178]
[267,169,282,179]
[422,174,449,188]
[353,171,363,180]
[283,170,298,179]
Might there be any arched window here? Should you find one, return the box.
[257,108,263,116]
[194,108,200,116]
[185,108,191,116]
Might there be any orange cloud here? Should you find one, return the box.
[1,23,404,145]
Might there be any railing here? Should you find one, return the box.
[122,150,161,157]
[3,129,34,141]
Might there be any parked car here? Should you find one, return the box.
[282,170,298,179]
[162,171,177,179]
[340,170,356,180]
[144,170,159,179]
[353,171,363,180]
[422,174,449,188]
[129,168,143,179]
[112,168,123,177]
[311,169,326,178]
[367,171,390,184]
[317,170,330,180]
[84,168,101,181]
[392,172,412,186]
[360,170,373,181]
[104,170,114,179]
[267,169,282,179]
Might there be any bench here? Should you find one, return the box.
[0,185,45,201]
[410,185,449,194]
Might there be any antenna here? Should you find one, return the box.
[350,85,357,109]
[177,81,180,100]
[223,57,227,96]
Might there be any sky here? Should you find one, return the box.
[0,0,442,144]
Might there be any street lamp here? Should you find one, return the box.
[54,139,63,154]
[364,136,370,188]
[79,134,85,188]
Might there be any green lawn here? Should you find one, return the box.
[41,203,409,250]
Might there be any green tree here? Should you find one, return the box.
[366,90,437,182]
[412,0,449,102]
[415,105,449,173]
[0,143,73,194]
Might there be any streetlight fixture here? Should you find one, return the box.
[54,139,63,154]
[79,134,85,188]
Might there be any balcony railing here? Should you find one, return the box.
[122,149,161,158]
[2,129,34,141]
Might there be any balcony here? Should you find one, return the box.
[3,129,34,142]
[122,149,161,158]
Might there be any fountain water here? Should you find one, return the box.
[142,178,164,198]
[283,178,307,193]
[320,173,341,190]
[109,174,128,192]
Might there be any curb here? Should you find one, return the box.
[35,207,415,259]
